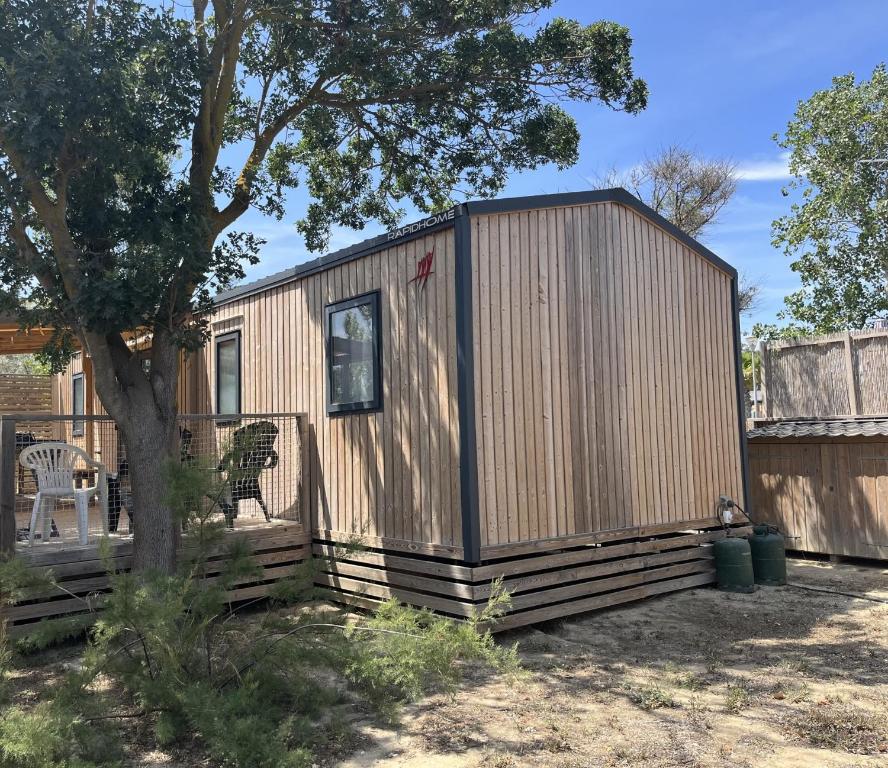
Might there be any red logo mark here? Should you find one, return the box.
[408,247,435,290]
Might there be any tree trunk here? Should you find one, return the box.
[86,329,182,574]
[117,413,179,573]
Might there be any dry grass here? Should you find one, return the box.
[785,700,888,755]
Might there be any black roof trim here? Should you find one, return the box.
[214,188,736,307]
[214,207,463,306]
[465,188,736,278]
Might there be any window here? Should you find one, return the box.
[215,331,241,416]
[72,372,85,437]
[326,291,382,414]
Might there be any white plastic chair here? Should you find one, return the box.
[19,442,108,546]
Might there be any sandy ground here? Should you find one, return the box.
[334,558,888,768]
[5,558,887,767]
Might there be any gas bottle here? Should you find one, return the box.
[713,536,755,593]
[748,525,787,586]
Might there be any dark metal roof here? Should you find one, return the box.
[213,187,737,308]
[748,419,888,439]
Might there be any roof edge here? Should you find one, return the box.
[465,188,737,279]
[214,188,737,308]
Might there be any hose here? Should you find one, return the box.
[716,498,887,604]
[784,581,888,605]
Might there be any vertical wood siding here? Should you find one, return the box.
[186,228,463,557]
[749,438,888,560]
[471,202,744,548]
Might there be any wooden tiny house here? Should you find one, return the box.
[53,189,748,628]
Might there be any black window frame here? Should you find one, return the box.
[325,290,382,416]
[72,372,85,437]
[215,330,242,420]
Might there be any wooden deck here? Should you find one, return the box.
[4,520,310,635]
[13,495,284,552]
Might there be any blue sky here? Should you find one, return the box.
[231,0,888,334]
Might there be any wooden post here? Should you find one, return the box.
[761,343,772,419]
[83,354,96,457]
[843,332,860,416]
[295,413,307,525]
[0,417,17,557]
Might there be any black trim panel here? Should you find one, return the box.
[731,279,751,513]
[324,290,383,416]
[71,372,85,437]
[453,207,481,564]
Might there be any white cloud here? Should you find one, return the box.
[736,152,792,182]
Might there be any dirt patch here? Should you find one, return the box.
[337,559,888,768]
[4,559,887,767]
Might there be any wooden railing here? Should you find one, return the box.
[0,412,307,556]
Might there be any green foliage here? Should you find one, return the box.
[1,0,648,572]
[749,321,815,343]
[346,585,517,716]
[773,64,888,333]
[1,471,518,767]
[0,0,647,365]
[1,558,120,768]
[0,701,122,768]
[0,354,50,375]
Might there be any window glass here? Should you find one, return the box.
[327,293,381,413]
[216,334,240,415]
[72,373,85,436]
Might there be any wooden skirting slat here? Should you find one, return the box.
[313,529,464,560]
[472,526,749,581]
[312,543,474,580]
[473,544,715,599]
[314,572,476,617]
[504,559,713,612]
[318,560,476,600]
[3,524,310,633]
[478,517,727,559]
[488,572,716,632]
[316,526,730,630]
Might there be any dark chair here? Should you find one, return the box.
[15,431,37,493]
[107,459,129,533]
[217,421,278,528]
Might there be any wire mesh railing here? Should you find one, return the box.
[0,412,305,553]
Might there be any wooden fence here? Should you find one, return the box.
[748,435,888,561]
[761,330,888,418]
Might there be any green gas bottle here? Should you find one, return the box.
[713,536,755,593]
[748,525,787,586]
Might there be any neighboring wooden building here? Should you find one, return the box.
[749,420,888,561]
[751,331,888,562]
[53,189,748,628]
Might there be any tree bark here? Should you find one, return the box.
[86,329,181,573]
[116,412,179,573]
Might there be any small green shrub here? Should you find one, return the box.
[625,683,676,711]
[0,464,518,768]
[724,683,751,713]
